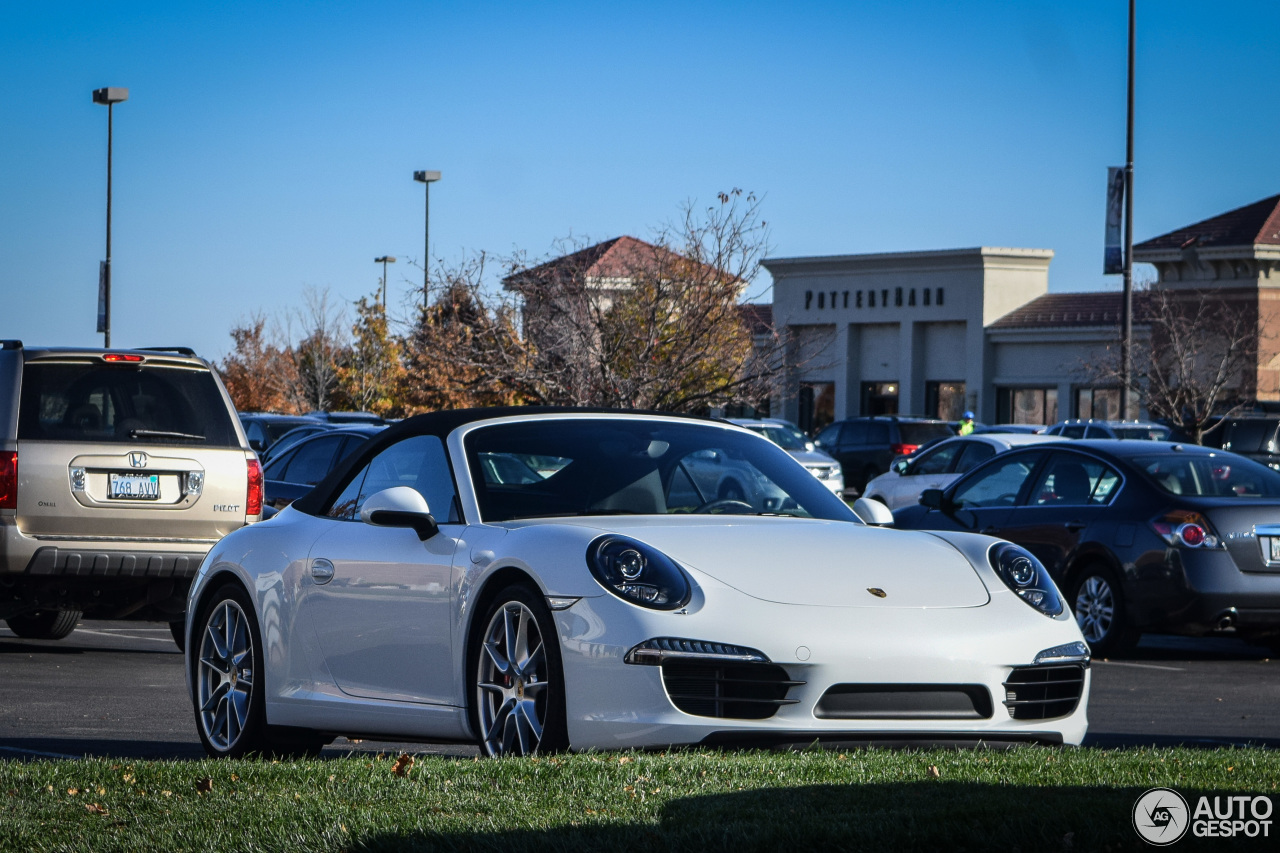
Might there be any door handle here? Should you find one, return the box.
[310,558,335,585]
[1064,521,1086,532]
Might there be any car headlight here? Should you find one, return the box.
[587,535,691,610]
[988,542,1063,617]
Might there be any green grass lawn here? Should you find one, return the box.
[2,747,1277,852]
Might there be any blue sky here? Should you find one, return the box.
[3,1,1278,362]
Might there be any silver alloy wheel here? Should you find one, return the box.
[476,600,550,756]
[1074,575,1115,644]
[197,598,255,752]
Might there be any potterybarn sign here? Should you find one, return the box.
[803,286,945,311]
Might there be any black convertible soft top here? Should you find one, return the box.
[288,406,707,517]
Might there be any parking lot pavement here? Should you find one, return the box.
[0,621,1276,760]
[0,621,477,761]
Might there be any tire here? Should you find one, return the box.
[470,584,568,757]
[5,610,81,640]
[169,619,186,652]
[192,583,271,758]
[1068,565,1139,657]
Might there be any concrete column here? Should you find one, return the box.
[898,322,921,414]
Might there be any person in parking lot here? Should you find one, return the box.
[958,411,975,436]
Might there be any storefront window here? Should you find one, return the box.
[996,387,1059,425]
[1076,387,1137,420]
[798,381,835,434]
[860,381,899,417]
[925,381,966,421]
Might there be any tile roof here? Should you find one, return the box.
[988,292,1149,330]
[1135,193,1280,251]
[504,236,707,289]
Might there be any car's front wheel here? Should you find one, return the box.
[471,585,568,757]
[1069,565,1138,657]
[194,584,269,757]
[5,609,80,640]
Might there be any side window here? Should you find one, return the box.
[263,447,296,481]
[954,441,996,473]
[1031,454,1117,506]
[282,436,343,486]
[1084,426,1109,439]
[247,422,267,449]
[815,423,842,447]
[911,442,961,476]
[1061,425,1087,439]
[952,453,1042,509]
[866,422,890,444]
[325,435,460,523]
[843,422,868,444]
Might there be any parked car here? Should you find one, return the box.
[863,433,1060,511]
[184,407,1089,758]
[728,418,844,495]
[813,416,956,494]
[238,413,319,456]
[305,411,386,425]
[0,341,259,647]
[1219,415,1280,469]
[894,439,1280,656]
[1044,419,1171,441]
[258,423,336,463]
[261,425,386,514]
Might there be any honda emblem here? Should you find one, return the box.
[127,451,148,468]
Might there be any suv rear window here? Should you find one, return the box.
[1224,419,1278,454]
[18,362,239,447]
[899,422,953,445]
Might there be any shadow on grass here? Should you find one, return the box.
[354,782,1272,852]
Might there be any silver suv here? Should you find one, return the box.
[0,341,260,646]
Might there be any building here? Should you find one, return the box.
[766,192,1280,432]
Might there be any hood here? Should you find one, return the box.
[786,448,839,466]
[537,517,991,609]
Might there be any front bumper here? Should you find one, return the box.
[554,582,1090,749]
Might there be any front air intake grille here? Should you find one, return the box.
[661,661,803,720]
[1003,665,1086,720]
[815,684,993,720]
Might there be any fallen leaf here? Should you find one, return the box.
[67,788,79,796]
[928,766,941,778]
[838,753,846,760]
[85,803,108,815]
[230,774,239,782]
[392,753,415,777]
[122,773,135,784]
[161,791,172,797]
[96,787,105,795]
[618,756,632,764]
[195,778,213,794]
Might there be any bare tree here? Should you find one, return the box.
[1083,287,1261,443]
[282,287,349,414]
[502,189,779,412]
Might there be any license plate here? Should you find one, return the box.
[108,473,160,500]
[1270,537,1280,564]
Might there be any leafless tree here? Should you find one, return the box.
[1083,287,1261,444]
[282,287,349,414]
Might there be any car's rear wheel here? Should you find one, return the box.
[471,585,568,757]
[1069,565,1138,657]
[5,609,80,640]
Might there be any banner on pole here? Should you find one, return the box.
[97,261,107,333]
[1104,167,1125,274]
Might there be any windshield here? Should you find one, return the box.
[466,419,858,522]
[1134,453,1280,498]
[743,423,810,451]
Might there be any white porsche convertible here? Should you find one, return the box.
[185,408,1090,758]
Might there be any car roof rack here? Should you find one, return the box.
[0,340,23,350]
[136,346,198,357]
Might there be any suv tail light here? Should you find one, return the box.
[0,451,15,510]
[246,458,263,518]
[1151,509,1223,549]
[890,443,919,457]
[102,353,145,363]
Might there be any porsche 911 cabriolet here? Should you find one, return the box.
[185,407,1090,757]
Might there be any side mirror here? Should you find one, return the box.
[805,441,816,452]
[852,497,894,527]
[920,488,946,510]
[360,486,439,541]
[892,457,910,475]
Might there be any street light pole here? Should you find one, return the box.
[93,87,128,347]
[1119,0,1136,419]
[374,256,396,309]
[413,170,441,312]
